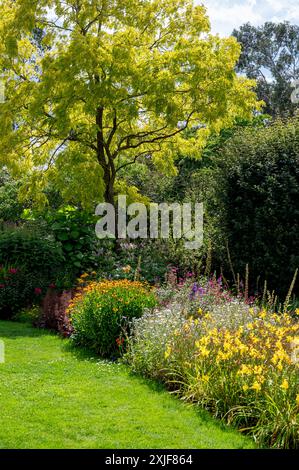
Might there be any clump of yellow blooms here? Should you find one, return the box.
[67,275,153,315]
[162,308,299,448]
[68,275,157,357]
[192,311,298,393]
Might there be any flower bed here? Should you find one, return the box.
[125,290,299,448]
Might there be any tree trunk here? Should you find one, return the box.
[103,166,115,206]
[103,166,121,246]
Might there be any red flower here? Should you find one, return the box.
[116,337,124,346]
[49,283,56,289]
[8,268,18,274]
[34,287,42,295]
[0,284,5,289]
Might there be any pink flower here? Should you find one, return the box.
[0,284,5,288]
[49,283,56,289]
[34,287,42,295]
[8,268,18,274]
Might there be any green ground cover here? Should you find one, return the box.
[0,321,254,449]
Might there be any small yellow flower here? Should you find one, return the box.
[164,345,172,359]
[280,379,289,391]
[251,381,261,392]
[237,364,251,375]
[198,346,210,357]
[253,365,263,375]
[295,308,299,316]
[296,394,299,406]
[242,384,249,392]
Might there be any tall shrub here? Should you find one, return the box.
[211,116,299,296]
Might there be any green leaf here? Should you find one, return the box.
[64,243,73,252]
[70,231,80,239]
[57,233,69,241]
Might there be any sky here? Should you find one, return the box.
[197,0,299,36]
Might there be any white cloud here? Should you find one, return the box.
[197,0,299,36]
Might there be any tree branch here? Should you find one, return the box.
[45,137,69,171]
[106,109,118,148]
[116,144,164,173]
[116,112,194,154]
[39,20,73,33]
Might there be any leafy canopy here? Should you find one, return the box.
[233,21,299,117]
[0,0,260,207]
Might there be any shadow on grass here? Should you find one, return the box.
[62,340,101,362]
[0,319,57,339]
[122,368,252,444]
[125,371,230,428]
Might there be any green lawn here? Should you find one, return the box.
[0,321,255,449]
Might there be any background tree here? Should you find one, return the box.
[0,0,259,207]
[0,170,24,223]
[232,21,299,117]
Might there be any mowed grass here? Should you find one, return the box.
[0,321,255,449]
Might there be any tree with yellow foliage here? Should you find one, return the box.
[0,0,260,207]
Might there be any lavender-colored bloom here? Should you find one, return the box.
[198,287,206,296]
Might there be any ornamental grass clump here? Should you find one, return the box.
[67,279,156,357]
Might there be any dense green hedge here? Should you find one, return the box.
[211,117,299,297]
[0,229,64,317]
[0,229,64,273]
